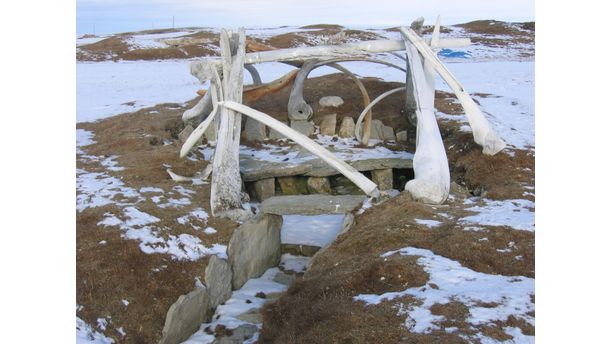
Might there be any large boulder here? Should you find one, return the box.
[244,117,267,141]
[338,117,355,138]
[396,130,408,142]
[307,176,332,194]
[319,113,337,136]
[159,287,210,344]
[290,120,315,136]
[205,256,232,311]
[371,169,394,191]
[318,96,344,108]
[251,178,275,202]
[381,125,395,141]
[228,214,283,289]
[277,176,309,195]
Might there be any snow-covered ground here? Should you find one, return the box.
[76,60,200,122]
[76,130,227,261]
[355,247,535,343]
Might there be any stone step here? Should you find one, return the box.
[261,195,366,215]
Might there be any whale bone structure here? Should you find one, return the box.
[176,17,506,219]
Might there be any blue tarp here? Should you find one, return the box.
[438,49,471,58]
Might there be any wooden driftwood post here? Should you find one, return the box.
[209,29,250,219]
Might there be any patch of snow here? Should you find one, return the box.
[139,187,164,193]
[76,129,96,151]
[354,247,534,343]
[116,327,126,337]
[460,199,535,232]
[184,267,287,344]
[357,197,373,215]
[173,185,196,197]
[76,169,144,212]
[96,318,108,331]
[203,227,217,235]
[279,254,310,273]
[281,214,345,247]
[157,197,192,209]
[100,155,125,171]
[415,219,443,228]
[76,317,114,344]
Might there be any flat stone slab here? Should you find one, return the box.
[261,195,366,215]
[240,154,413,181]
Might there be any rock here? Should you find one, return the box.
[239,153,413,182]
[330,175,366,195]
[319,113,337,136]
[277,176,309,195]
[261,195,366,215]
[307,177,332,194]
[159,287,210,344]
[178,124,195,143]
[252,178,275,202]
[244,117,267,141]
[367,119,385,140]
[341,213,355,235]
[396,130,408,142]
[228,214,283,289]
[211,324,258,344]
[338,117,356,138]
[381,125,395,141]
[205,256,232,311]
[318,96,344,108]
[371,169,394,190]
[269,120,287,140]
[273,271,296,286]
[290,120,315,136]
[236,308,262,324]
[281,243,321,257]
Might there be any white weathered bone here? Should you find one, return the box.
[190,38,470,82]
[400,29,449,204]
[166,165,212,183]
[244,64,262,85]
[180,84,220,158]
[209,29,248,217]
[355,86,406,142]
[218,100,381,199]
[399,27,506,155]
[288,59,318,121]
[182,86,213,123]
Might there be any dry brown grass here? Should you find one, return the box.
[76,100,239,343]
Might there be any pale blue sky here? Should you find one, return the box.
[76,0,534,35]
